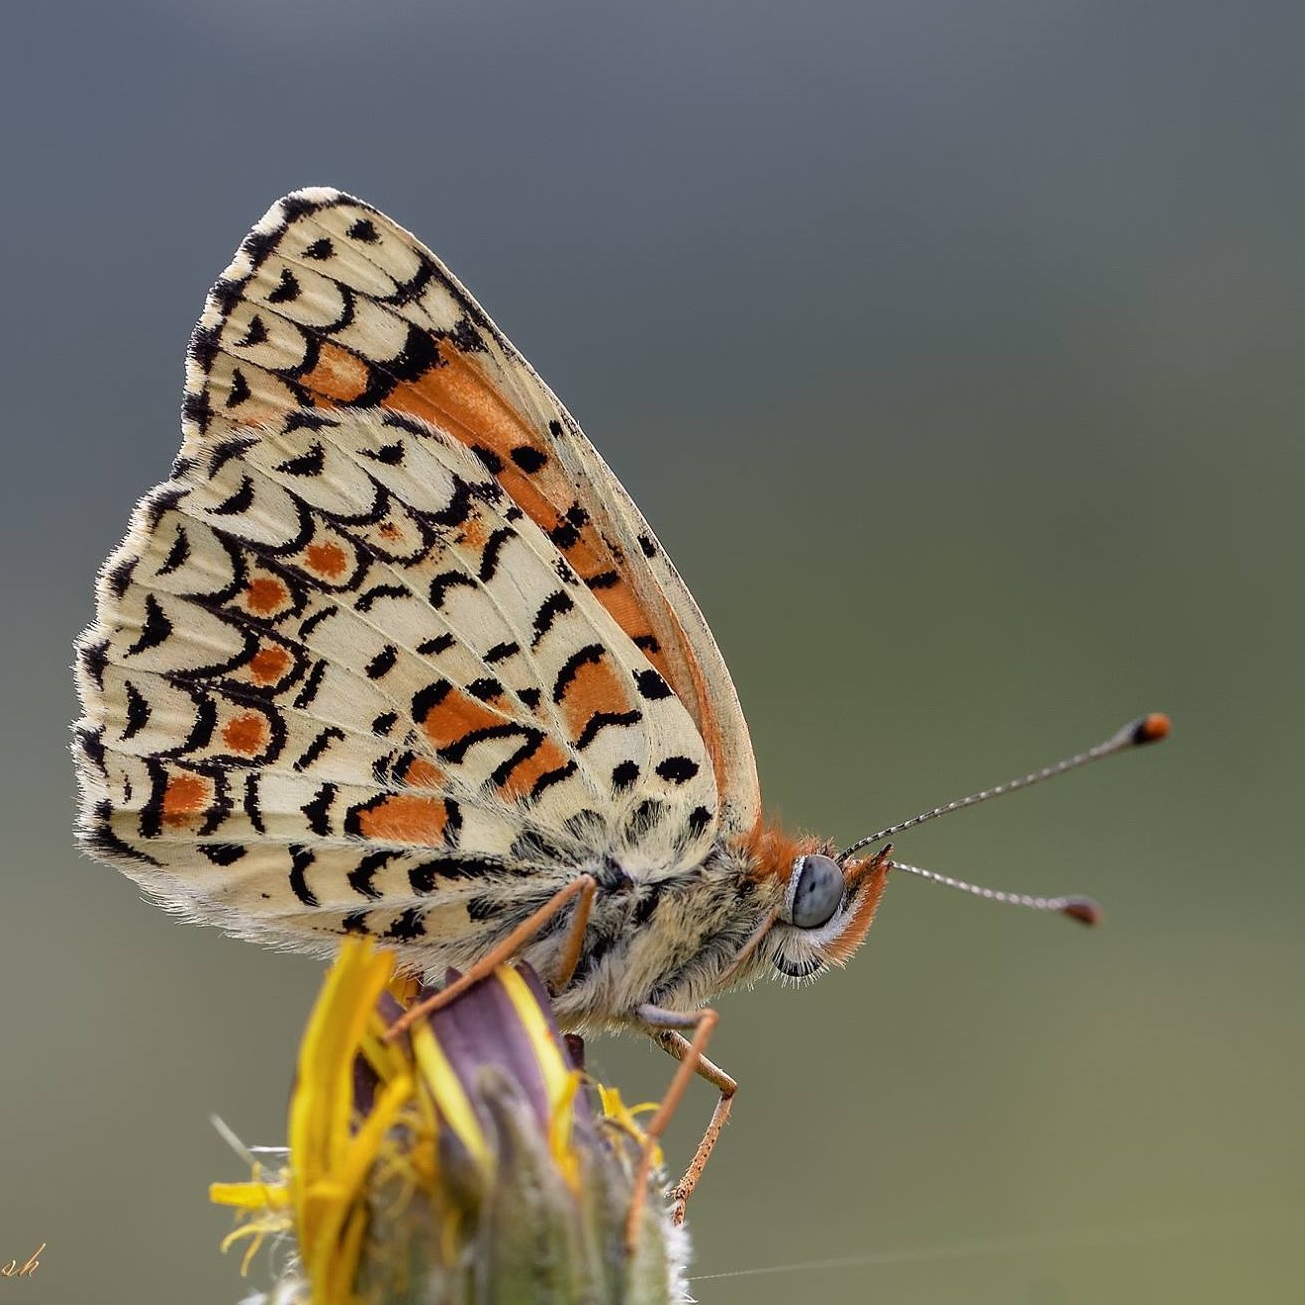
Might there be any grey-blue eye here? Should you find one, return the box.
[786,854,844,929]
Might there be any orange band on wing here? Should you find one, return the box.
[418,687,507,752]
[353,794,452,844]
[497,736,572,801]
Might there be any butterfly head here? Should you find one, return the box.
[729,829,892,987]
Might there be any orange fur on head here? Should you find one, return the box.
[739,822,825,880]
[823,851,892,966]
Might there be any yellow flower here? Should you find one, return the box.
[213,939,687,1305]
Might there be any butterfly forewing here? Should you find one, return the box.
[75,189,761,960]
[181,189,759,836]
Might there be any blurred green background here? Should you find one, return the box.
[2,2,1302,1301]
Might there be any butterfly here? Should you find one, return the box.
[74,189,1167,1216]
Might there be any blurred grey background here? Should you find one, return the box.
[2,1,1302,1301]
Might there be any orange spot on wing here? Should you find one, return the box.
[459,513,490,550]
[247,646,292,685]
[401,757,445,789]
[303,541,348,579]
[419,688,506,752]
[557,654,631,739]
[354,795,451,844]
[298,341,371,403]
[498,736,572,801]
[245,576,288,614]
[378,522,402,541]
[222,711,267,755]
[161,773,211,828]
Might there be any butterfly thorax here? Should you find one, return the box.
[557,845,780,1027]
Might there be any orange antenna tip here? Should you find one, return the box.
[1060,897,1103,927]
[1132,712,1171,745]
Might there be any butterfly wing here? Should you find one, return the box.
[181,189,760,839]
[74,190,757,959]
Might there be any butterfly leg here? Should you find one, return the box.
[623,1004,738,1243]
[548,874,598,990]
[386,873,598,1039]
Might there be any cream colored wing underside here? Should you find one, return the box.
[179,189,761,838]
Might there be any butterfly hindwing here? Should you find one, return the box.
[76,401,719,953]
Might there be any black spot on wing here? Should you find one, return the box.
[348,851,394,901]
[429,571,477,609]
[267,267,302,304]
[548,503,589,550]
[122,681,151,740]
[356,584,408,612]
[285,410,339,434]
[656,756,700,785]
[365,645,398,679]
[225,369,252,409]
[575,710,643,750]
[470,445,503,474]
[211,475,256,516]
[687,806,713,838]
[293,660,328,710]
[237,314,270,348]
[362,441,405,465]
[417,632,456,656]
[125,595,173,656]
[200,843,247,866]
[243,774,266,834]
[531,591,575,646]
[386,908,426,940]
[553,644,604,703]
[298,607,339,639]
[510,445,548,473]
[276,442,326,477]
[294,726,346,772]
[78,639,109,692]
[531,759,578,799]
[289,846,319,907]
[635,669,672,700]
[158,526,192,576]
[442,722,530,766]
[477,527,513,582]
[301,783,336,836]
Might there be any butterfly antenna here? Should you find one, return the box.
[840,712,1170,924]
[884,860,1104,925]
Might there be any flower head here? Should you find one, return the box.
[213,939,687,1305]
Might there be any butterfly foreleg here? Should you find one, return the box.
[549,873,598,991]
[625,1003,738,1244]
[386,873,599,1039]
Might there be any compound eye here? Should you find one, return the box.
[786,854,844,929]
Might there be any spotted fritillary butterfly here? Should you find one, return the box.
[74,190,1167,1212]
